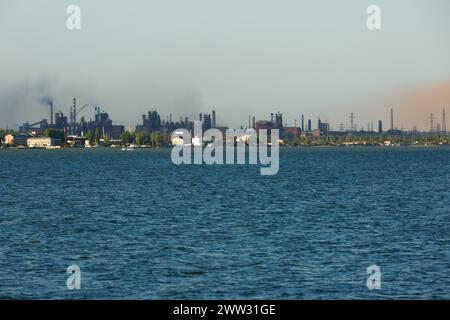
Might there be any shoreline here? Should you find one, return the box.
[1,144,449,150]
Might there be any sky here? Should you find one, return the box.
[0,0,449,130]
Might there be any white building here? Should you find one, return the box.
[27,137,61,148]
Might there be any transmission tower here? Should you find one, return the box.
[429,113,435,133]
[350,113,355,132]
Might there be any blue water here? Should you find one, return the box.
[1,147,450,299]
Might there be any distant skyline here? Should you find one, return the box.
[1,0,449,130]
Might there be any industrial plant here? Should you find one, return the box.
[1,96,449,149]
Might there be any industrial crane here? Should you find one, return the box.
[76,104,90,116]
[67,104,90,116]
[31,120,43,127]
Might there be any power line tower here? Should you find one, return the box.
[350,113,354,132]
[339,122,344,132]
[429,113,435,133]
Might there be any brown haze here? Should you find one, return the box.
[392,80,450,131]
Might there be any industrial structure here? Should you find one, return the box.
[5,98,449,148]
[18,97,124,140]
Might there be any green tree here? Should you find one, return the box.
[120,131,132,144]
[134,132,144,145]
[44,128,65,140]
[150,131,160,147]
[84,130,94,144]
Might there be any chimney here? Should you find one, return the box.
[73,98,77,125]
[390,108,394,131]
[50,102,54,125]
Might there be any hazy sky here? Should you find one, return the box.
[1,0,449,130]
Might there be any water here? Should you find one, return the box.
[1,147,450,299]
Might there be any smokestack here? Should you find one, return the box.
[301,114,304,131]
[212,110,216,128]
[252,116,255,129]
[270,113,274,123]
[73,98,77,125]
[50,102,54,125]
[390,108,394,131]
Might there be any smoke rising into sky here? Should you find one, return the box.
[39,96,53,106]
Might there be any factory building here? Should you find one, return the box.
[255,120,270,131]
[318,119,330,133]
[313,129,322,137]
[136,109,217,136]
[4,134,29,146]
[136,110,161,135]
[255,112,283,132]
[66,135,87,147]
[378,120,383,133]
[202,113,212,131]
[27,137,62,148]
[17,98,124,141]
[78,109,124,140]
[283,127,300,138]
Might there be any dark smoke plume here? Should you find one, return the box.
[39,96,53,106]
